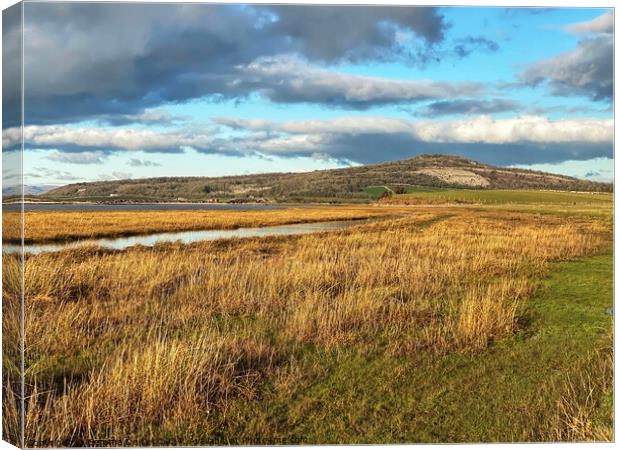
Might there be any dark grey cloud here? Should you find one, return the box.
[18,3,277,126]
[453,36,499,58]
[269,5,447,62]
[528,104,612,115]
[2,3,22,130]
[416,98,520,117]
[320,133,611,166]
[206,130,612,167]
[519,35,613,101]
[12,3,451,127]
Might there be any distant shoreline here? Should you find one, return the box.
[1,202,291,213]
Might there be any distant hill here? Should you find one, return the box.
[3,184,57,197]
[44,154,612,203]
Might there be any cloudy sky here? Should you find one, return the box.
[2,3,614,187]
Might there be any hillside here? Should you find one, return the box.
[44,154,612,203]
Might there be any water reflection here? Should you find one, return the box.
[3,219,371,255]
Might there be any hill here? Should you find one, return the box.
[44,154,612,203]
[3,184,57,197]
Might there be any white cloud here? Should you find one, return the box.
[217,115,613,145]
[236,55,483,108]
[214,116,413,136]
[412,115,612,144]
[4,125,214,153]
[565,11,613,35]
[9,115,612,168]
[98,171,133,181]
[98,108,185,126]
[28,168,84,182]
[212,115,613,165]
[9,116,612,158]
[112,171,132,180]
[46,151,106,164]
[128,158,162,167]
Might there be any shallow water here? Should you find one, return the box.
[4,219,370,255]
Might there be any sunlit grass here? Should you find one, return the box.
[4,206,401,243]
[2,206,612,445]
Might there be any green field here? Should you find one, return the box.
[197,253,614,444]
[391,188,613,205]
[364,184,448,199]
[363,185,394,199]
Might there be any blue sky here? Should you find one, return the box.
[1,4,614,188]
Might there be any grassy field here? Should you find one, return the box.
[382,188,613,206]
[2,200,613,446]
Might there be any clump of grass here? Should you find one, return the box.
[2,372,21,446]
[22,332,276,446]
[452,277,532,351]
[529,332,613,442]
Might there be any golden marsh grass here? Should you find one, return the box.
[3,206,401,243]
[2,207,612,445]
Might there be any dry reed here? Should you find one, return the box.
[1,209,610,445]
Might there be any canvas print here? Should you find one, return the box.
[1,1,614,447]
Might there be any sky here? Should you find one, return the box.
[1,3,615,189]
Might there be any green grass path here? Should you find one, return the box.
[215,253,613,444]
